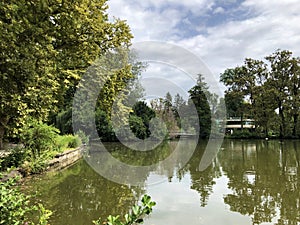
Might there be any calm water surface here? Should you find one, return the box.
[23,139,300,225]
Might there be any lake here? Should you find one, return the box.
[23,139,300,225]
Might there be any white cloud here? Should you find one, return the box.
[213,6,225,14]
[177,0,300,78]
[107,0,300,95]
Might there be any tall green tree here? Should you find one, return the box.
[188,74,211,138]
[0,0,133,148]
[265,50,299,137]
[286,56,300,137]
[220,60,259,129]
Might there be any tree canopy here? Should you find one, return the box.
[0,0,133,148]
[220,50,300,138]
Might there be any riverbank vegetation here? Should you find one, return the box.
[0,174,52,225]
[0,120,82,175]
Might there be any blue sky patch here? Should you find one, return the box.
[173,0,255,39]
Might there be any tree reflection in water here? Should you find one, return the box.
[219,140,300,225]
[23,140,300,225]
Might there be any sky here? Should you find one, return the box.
[107,0,300,97]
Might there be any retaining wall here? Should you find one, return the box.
[1,147,83,182]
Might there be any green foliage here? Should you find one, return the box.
[75,130,90,145]
[0,147,27,171]
[129,101,156,139]
[21,158,48,175]
[229,130,259,139]
[0,121,82,174]
[55,108,73,135]
[0,120,81,175]
[93,195,156,225]
[223,92,244,118]
[95,109,117,142]
[0,175,52,225]
[56,135,82,151]
[20,120,59,159]
[36,204,53,225]
[0,0,133,148]
[220,50,300,138]
[74,49,147,142]
[188,75,212,138]
[129,115,148,139]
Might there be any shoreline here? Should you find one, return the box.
[0,146,84,182]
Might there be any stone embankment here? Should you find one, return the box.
[1,146,83,182]
[47,147,82,172]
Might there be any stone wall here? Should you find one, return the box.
[47,147,83,172]
[1,147,83,181]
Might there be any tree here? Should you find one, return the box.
[223,92,242,118]
[150,94,180,135]
[0,0,133,148]
[0,0,59,148]
[286,57,300,137]
[265,50,298,137]
[220,50,300,138]
[188,74,211,138]
[129,101,155,139]
[172,93,186,128]
[220,60,258,130]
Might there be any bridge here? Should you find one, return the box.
[169,132,197,139]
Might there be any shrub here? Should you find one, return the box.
[0,175,52,225]
[75,130,90,145]
[0,147,27,171]
[68,135,82,148]
[95,109,117,141]
[20,157,48,175]
[129,115,148,139]
[55,108,73,135]
[55,135,82,151]
[20,120,59,159]
[230,130,259,139]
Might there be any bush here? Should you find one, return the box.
[55,135,82,151]
[1,120,82,174]
[129,115,148,139]
[55,108,73,135]
[68,135,82,148]
[230,130,258,139]
[75,130,90,145]
[21,120,59,159]
[20,157,48,175]
[0,147,27,171]
[0,175,52,225]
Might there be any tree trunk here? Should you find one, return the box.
[278,106,285,138]
[292,113,298,137]
[0,115,9,149]
[0,126,4,149]
[265,126,268,138]
[241,112,244,131]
